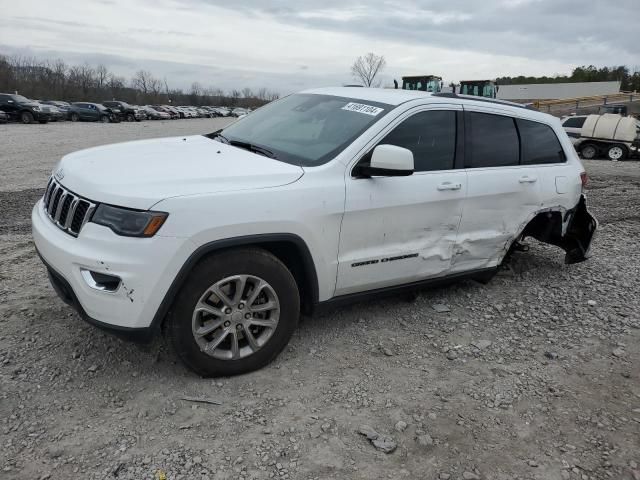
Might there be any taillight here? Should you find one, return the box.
[580,172,588,189]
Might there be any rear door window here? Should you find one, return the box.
[517,119,566,164]
[466,112,519,168]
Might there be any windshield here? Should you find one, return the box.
[211,94,391,166]
[10,95,30,102]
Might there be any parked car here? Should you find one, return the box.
[571,114,640,160]
[0,110,8,123]
[560,115,588,145]
[32,87,597,377]
[102,101,144,122]
[231,107,248,117]
[38,102,65,122]
[214,107,232,117]
[176,106,196,118]
[151,105,179,119]
[164,105,182,118]
[141,106,170,120]
[42,100,71,116]
[0,93,51,123]
[68,102,119,123]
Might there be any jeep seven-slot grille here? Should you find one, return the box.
[42,177,96,236]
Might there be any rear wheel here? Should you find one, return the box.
[167,249,300,377]
[580,143,598,160]
[21,111,34,124]
[607,144,627,161]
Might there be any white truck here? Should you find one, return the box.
[563,113,640,160]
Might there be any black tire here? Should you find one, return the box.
[38,119,48,124]
[580,143,598,160]
[70,113,79,122]
[101,115,110,123]
[606,144,628,161]
[166,248,300,377]
[21,111,34,124]
[126,113,135,122]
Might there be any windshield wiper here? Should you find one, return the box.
[229,140,277,159]
[205,131,276,158]
[208,130,230,144]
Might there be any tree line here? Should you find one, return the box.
[496,65,640,91]
[0,54,280,108]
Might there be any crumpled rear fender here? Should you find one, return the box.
[521,195,597,264]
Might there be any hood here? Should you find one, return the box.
[55,135,304,209]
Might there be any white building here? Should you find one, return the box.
[497,81,621,101]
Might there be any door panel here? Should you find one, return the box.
[336,171,467,295]
[451,166,540,272]
[336,106,465,296]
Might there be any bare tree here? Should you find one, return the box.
[351,52,386,87]
[0,52,281,107]
[95,64,109,90]
[131,70,153,94]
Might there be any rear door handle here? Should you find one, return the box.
[437,182,462,191]
[519,175,538,184]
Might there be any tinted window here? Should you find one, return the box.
[562,117,586,128]
[517,119,566,164]
[380,110,456,171]
[467,112,519,167]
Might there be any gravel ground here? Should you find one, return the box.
[1,121,639,480]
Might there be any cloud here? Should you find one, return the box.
[1,0,637,94]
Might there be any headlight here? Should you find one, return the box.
[32,106,40,111]
[91,204,168,237]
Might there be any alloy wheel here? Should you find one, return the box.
[191,274,280,360]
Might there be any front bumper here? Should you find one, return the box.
[32,199,193,338]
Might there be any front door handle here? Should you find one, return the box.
[437,182,462,191]
[519,175,538,184]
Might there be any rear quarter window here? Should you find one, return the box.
[517,119,566,164]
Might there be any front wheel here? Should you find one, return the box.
[100,115,110,123]
[580,143,598,160]
[166,248,300,377]
[607,144,627,161]
[21,111,34,124]
[126,113,134,122]
[70,113,79,122]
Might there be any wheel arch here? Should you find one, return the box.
[502,196,595,265]
[151,233,319,332]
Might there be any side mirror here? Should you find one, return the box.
[357,144,414,177]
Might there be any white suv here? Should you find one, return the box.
[32,88,597,376]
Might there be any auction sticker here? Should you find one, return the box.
[341,102,384,116]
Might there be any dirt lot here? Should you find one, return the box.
[1,120,639,480]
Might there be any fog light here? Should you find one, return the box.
[80,268,121,292]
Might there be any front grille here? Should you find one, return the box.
[42,177,96,236]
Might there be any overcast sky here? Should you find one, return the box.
[1,0,637,94]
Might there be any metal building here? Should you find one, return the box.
[496,81,621,101]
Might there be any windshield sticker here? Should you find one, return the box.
[341,102,384,116]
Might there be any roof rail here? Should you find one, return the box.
[433,92,531,109]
